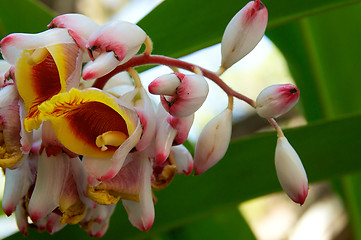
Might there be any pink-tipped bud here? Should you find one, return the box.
[221,0,268,69]
[255,84,300,119]
[48,14,99,49]
[82,51,121,80]
[172,145,194,175]
[148,73,181,95]
[150,73,209,118]
[194,108,232,175]
[84,20,146,79]
[275,136,308,205]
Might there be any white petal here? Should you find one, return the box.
[155,117,177,164]
[82,51,120,80]
[86,20,146,64]
[172,145,193,175]
[28,152,69,222]
[1,28,74,65]
[148,74,181,95]
[2,155,33,216]
[122,156,154,231]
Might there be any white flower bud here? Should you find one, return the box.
[275,136,308,205]
[194,108,232,175]
[256,84,300,119]
[149,73,209,117]
[221,0,268,69]
[148,73,181,95]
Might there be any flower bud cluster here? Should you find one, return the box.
[0,0,309,237]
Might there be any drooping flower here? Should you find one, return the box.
[194,108,233,175]
[275,136,308,205]
[221,0,268,70]
[27,152,86,223]
[83,20,147,80]
[255,84,300,119]
[47,13,99,50]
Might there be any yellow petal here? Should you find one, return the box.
[38,88,137,158]
[15,43,80,132]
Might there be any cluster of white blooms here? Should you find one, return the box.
[0,0,307,237]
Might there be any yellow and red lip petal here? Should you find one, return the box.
[15,43,81,132]
[38,88,138,158]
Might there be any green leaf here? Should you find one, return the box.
[0,0,54,39]
[267,4,361,239]
[7,112,361,240]
[137,0,361,58]
[155,207,256,240]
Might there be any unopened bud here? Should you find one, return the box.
[221,0,268,69]
[255,84,299,119]
[194,108,232,175]
[172,145,193,175]
[148,74,181,95]
[149,73,209,117]
[275,136,308,205]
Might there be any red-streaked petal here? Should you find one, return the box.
[15,42,82,131]
[38,88,139,158]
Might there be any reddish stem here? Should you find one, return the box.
[92,54,256,108]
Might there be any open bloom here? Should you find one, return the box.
[256,84,300,119]
[38,88,142,182]
[275,136,308,205]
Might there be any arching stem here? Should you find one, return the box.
[93,54,256,108]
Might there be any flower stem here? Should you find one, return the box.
[267,118,284,137]
[93,54,256,108]
[127,67,142,88]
